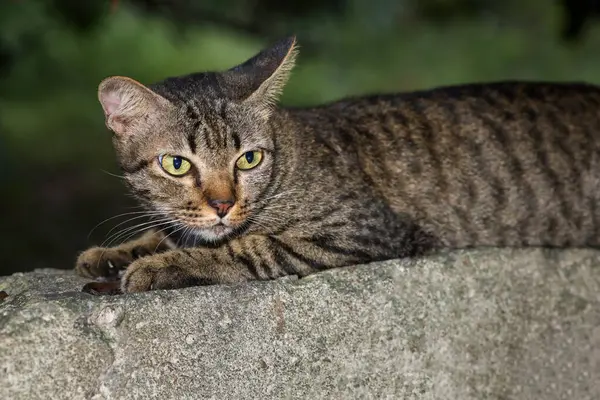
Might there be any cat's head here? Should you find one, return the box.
[97,36,298,243]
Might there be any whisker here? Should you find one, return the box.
[102,213,168,240]
[247,213,290,227]
[102,218,173,248]
[250,213,288,225]
[252,211,290,222]
[154,223,187,253]
[177,226,194,248]
[260,188,304,202]
[250,211,314,235]
[246,217,273,232]
[243,189,303,211]
[113,220,179,249]
[100,169,127,179]
[258,205,292,211]
[95,220,178,271]
[171,215,214,222]
[88,210,165,238]
[174,225,187,247]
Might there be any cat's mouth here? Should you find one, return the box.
[209,222,231,234]
[192,222,236,242]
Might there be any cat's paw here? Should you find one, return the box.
[121,254,210,293]
[76,246,151,280]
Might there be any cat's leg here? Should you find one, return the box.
[120,235,315,292]
[120,229,433,293]
[75,229,174,280]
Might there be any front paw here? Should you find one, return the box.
[121,255,214,293]
[76,247,133,280]
[76,245,155,280]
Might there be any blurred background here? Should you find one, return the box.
[1,0,600,275]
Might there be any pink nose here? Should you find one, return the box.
[208,199,234,217]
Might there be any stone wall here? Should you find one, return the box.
[1,248,599,399]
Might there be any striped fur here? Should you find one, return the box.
[76,37,600,293]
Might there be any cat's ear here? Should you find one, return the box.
[98,76,172,136]
[225,36,298,117]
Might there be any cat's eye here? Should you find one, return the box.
[159,155,192,176]
[236,150,263,170]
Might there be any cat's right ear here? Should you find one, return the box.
[98,76,171,136]
[224,36,298,119]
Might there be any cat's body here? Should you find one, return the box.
[289,82,600,249]
[76,37,600,293]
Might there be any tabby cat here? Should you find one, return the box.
[76,36,600,293]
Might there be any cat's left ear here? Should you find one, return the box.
[225,36,298,118]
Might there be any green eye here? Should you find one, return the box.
[236,150,263,170]
[159,155,191,176]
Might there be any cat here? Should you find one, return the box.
[76,36,600,293]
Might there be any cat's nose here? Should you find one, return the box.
[208,198,235,218]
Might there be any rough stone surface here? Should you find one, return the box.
[1,248,599,400]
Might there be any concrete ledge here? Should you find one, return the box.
[1,248,599,399]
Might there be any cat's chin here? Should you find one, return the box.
[192,224,235,243]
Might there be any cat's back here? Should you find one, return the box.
[292,80,600,129]
[286,81,600,248]
[287,80,600,156]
